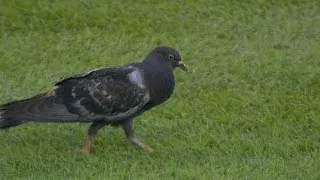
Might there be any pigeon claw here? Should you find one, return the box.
[81,147,91,154]
[138,142,156,153]
[129,136,155,153]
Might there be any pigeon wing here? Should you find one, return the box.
[53,65,150,122]
[0,65,150,123]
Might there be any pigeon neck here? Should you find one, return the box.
[141,56,175,105]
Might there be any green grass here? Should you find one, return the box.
[1,0,320,179]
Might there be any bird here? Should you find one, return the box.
[0,46,187,153]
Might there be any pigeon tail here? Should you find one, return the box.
[0,108,24,129]
[0,95,44,129]
[0,93,55,129]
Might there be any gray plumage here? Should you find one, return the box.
[0,46,187,153]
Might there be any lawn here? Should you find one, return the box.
[1,0,320,179]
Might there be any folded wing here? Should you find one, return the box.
[2,65,150,123]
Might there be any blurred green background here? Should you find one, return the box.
[0,0,320,179]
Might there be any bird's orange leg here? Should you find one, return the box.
[82,121,108,154]
[122,119,155,153]
[128,136,155,153]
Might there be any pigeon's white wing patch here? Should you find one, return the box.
[79,68,103,77]
[47,86,60,97]
[128,69,146,88]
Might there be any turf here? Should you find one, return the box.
[1,0,320,179]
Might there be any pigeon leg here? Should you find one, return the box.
[82,121,108,154]
[122,119,155,153]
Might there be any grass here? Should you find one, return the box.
[1,0,320,179]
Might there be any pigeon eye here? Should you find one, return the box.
[168,54,175,60]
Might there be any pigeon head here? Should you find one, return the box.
[144,46,188,72]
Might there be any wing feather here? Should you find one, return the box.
[53,65,149,122]
[2,64,149,123]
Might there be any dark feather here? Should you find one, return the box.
[54,65,150,121]
[1,65,150,124]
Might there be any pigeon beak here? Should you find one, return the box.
[177,61,188,72]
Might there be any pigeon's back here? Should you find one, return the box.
[0,64,151,128]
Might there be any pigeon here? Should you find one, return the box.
[0,46,187,153]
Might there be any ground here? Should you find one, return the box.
[0,0,320,179]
